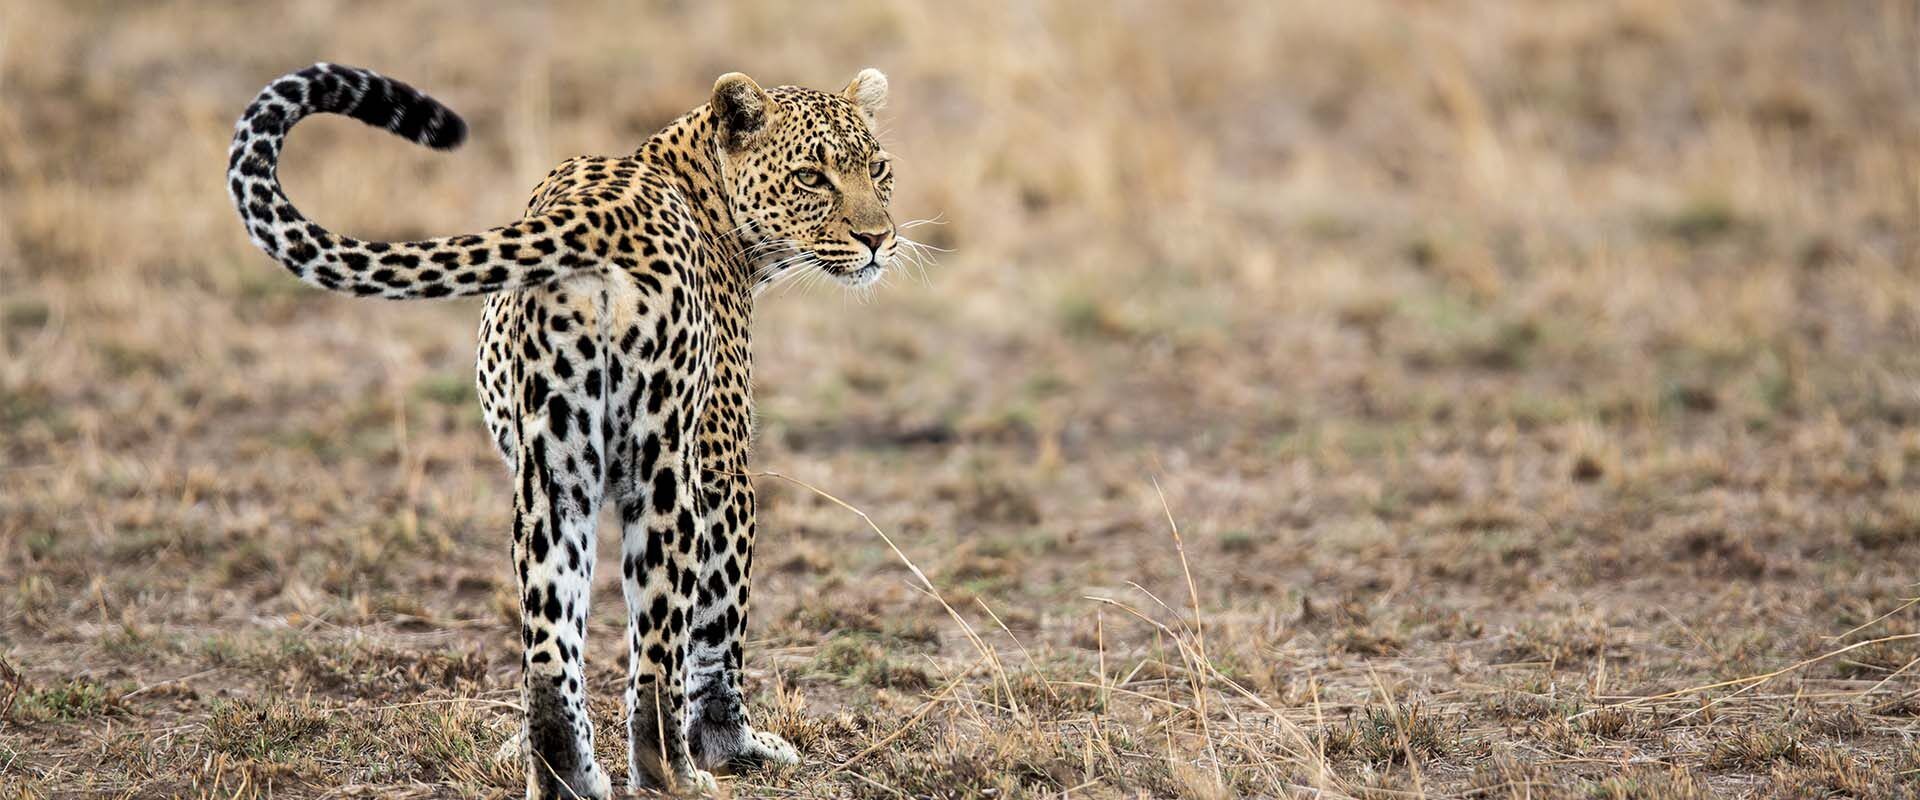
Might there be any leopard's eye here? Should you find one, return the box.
[792,169,828,189]
[869,160,888,179]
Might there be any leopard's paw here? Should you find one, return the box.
[742,729,799,766]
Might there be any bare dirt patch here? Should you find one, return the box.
[4,2,1919,797]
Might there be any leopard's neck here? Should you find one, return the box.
[636,108,753,307]
[637,109,755,456]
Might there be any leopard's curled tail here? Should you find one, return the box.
[228,63,602,300]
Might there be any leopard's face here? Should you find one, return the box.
[712,70,896,290]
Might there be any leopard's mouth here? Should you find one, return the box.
[750,245,888,293]
[821,246,892,288]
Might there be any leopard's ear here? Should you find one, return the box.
[842,68,888,119]
[713,72,772,149]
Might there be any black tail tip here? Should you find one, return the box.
[424,111,468,150]
[316,62,470,152]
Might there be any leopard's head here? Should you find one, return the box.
[710,69,897,290]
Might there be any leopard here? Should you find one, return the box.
[227,62,903,797]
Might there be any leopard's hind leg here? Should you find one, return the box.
[504,296,612,800]
[617,428,717,794]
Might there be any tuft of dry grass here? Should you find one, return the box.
[6,0,1920,796]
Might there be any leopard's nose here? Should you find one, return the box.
[850,229,889,252]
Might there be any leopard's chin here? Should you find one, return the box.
[831,261,887,289]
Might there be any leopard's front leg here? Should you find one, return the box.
[685,468,799,771]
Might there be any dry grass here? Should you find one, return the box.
[6,0,1920,797]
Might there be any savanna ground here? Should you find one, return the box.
[4,1,1920,797]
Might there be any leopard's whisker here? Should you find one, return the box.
[897,235,954,254]
[743,236,797,256]
[775,261,813,299]
[899,248,932,287]
[752,248,810,274]
[753,251,813,284]
[759,253,823,297]
[894,237,943,287]
[742,242,799,267]
[746,246,802,273]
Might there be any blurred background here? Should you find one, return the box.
[5,1,1920,796]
